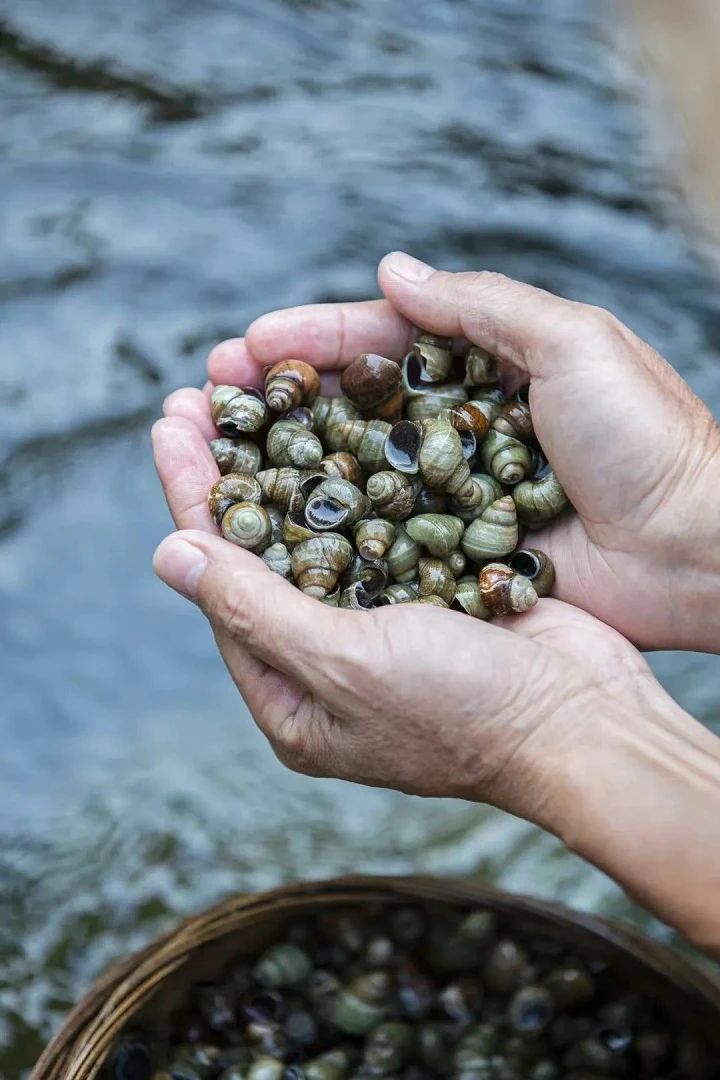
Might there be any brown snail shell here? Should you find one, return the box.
[492,399,534,443]
[365,386,403,424]
[413,486,447,515]
[447,401,490,438]
[481,429,532,486]
[256,468,307,514]
[419,558,457,605]
[305,478,371,531]
[283,508,321,550]
[414,595,449,607]
[221,502,272,553]
[210,437,263,477]
[405,514,465,558]
[265,505,285,545]
[366,470,416,521]
[208,472,262,526]
[385,525,420,582]
[508,549,555,598]
[319,452,363,486]
[211,385,268,436]
[353,518,397,561]
[264,360,321,412]
[461,496,518,561]
[412,333,453,383]
[261,542,292,579]
[338,581,379,611]
[467,390,505,426]
[340,353,402,411]
[266,419,324,469]
[341,553,388,592]
[464,346,499,388]
[513,469,569,524]
[452,576,490,619]
[384,419,423,475]
[444,550,467,578]
[449,473,503,523]
[376,581,420,605]
[291,533,354,599]
[479,562,538,616]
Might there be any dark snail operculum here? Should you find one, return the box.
[449,473,504,523]
[331,971,393,1035]
[208,472,263,525]
[452,576,490,619]
[384,420,423,474]
[221,502,272,553]
[479,563,538,616]
[320,452,363,486]
[354,518,397,561]
[291,533,354,599]
[461,496,518,561]
[261,542,293,580]
[257,468,307,514]
[419,557,457,605]
[305,478,371,531]
[513,470,569,525]
[402,351,468,421]
[464,346,499,388]
[212,385,268,436]
[412,486,447,515]
[362,1021,414,1075]
[366,470,416,520]
[253,943,313,989]
[341,353,402,411]
[210,437,263,477]
[413,333,454,383]
[508,549,555,598]
[264,360,322,412]
[492,400,534,443]
[481,429,532,486]
[405,514,465,558]
[376,581,420,605]
[266,419,324,469]
[508,986,555,1038]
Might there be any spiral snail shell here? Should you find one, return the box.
[452,576,490,619]
[402,351,468,422]
[261,542,292,579]
[467,389,505,426]
[444,550,467,578]
[464,346,499,388]
[281,404,315,429]
[414,596,449,607]
[264,360,321,413]
[492,399,534,443]
[208,472,262,526]
[256,468,307,514]
[319,452,363,486]
[481,429,532,486]
[447,401,490,438]
[283,508,321,550]
[353,517,397,561]
[211,385,268,436]
[376,581,420,605]
[266,419,324,469]
[338,580,380,611]
[331,971,393,1035]
[508,548,555,597]
[412,333,454,383]
[513,469,569,524]
[304,478,371,531]
[221,502,272,553]
[291,533,354,598]
[365,470,416,521]
[405,514,465,558]
[461,496,518,561]
[312,396,360,439]
[478,562,538,616]
[304,1049,352,1080]
[341,553,388,592]
[385,525,420,582]
[253,943,313,988]
[419,558,457,605]
[418,416,473,501]
[210,437,263,477]
[265,504,285,545]
[340,353,402,413]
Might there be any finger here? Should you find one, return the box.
[151,417,219,532]
[163,387,217,442]
[207,337,264,390]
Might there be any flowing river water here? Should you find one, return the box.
[1,1,720,1074]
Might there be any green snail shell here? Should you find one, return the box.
[444,550,467,578]
[461,496,518,561]
[413,333,454,383]
[319,451,363,486]
[253,942,313,988]
[419,558,457,605]
[291,533,354,599]
[464,346,499,388]
[266,419,324,469]
[385,525,420,582]
[353,518,397,561]
[304,477,371,530]
[452,576,490,619]
[481,429,532,486]
[211,385,268,436]
[283,508,321,550]
[331,972,392,1035]
[208,472,262,526]
[449,473,504,523]
[261,542,292,580]
[418,416,473,502]
[220,502,272,553]
[210,437,263,476]
[366,470,416,520]
[256,467,306,514]
[341,553,388,593]
[376,581,420,605]
[513,469,569,524]
[405,514,465,558]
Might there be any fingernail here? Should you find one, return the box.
[153,535,207,600]
[385,251,435,283]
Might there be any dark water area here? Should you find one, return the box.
[1,0,720,1073]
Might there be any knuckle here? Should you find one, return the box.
[270,702,334,779]
[206,572,255,640]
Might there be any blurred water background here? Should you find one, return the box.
[2,1,720,1074]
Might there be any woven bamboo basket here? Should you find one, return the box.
[31,874,720,1080]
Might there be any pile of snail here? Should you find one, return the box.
[108,901,710,1080]
[206,335,567,614]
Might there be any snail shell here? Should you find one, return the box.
[508,985,555,1037]
[264,360,321,412]
[444,550,467,578]
[402,351,467,421]
[319,451,363,486]
[413,333,454,383]
[256,468,307,514]
[321,586,340,607]
[464,346,499,388]
[513,469,569,524]
[338,581,379,611]
[405,514,465,558]
[211,385,268,436]
[331,972,393,1035]
[246,1057,284,1080]
[508,548,555,598]
[261,542,292,579]
[366,470,416,520]
[253,943,313,988]
[376,581,420,605]
[304,1049,352,1080]
[418,416,473,502]
[341,553,388,592]
[461,496,518,561]
[467,390,505,426]
[478,562,538,616]
[304,477,371,530]
[449,473,503,523]
[291,533,354,598]
[363,1022,414,1075]
[452,576,490,619]
[447,401,490,438]
[419,558,457,605]
[312,396,360,439]
[385,524,420,582]
[265,505,285,546]
[384,419,423,475]
[493,399,534,443]
[481,429,532,486]
[414,596,449,607]
[413,486,447,515]
[283,508,320,550]
[266,419,324,469]
[281,404,314,429]
[340,353,402,411]
[210,437,263,477]
[328,417,392,473]
[208,472,262,526]
[221,502,272,553]
[353,517,397,561]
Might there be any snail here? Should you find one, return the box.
[483,939,533,996]
[384,419,423,474]
[264,360,321,412]
[245,1057,284,1080]
[481,429,532,486]
[366,470,416,520]
[312,396,360,439]
[508,549,555,598]
[210,437,263,477]
[513,469,569,524]
[419,558,456,605]
[326,417,392,474]
[414,595,449,607]
[402,351,467,422]
[444,550,467,578]
[508,986,555,1037]
[341,553,388,593]
[353,518,397,561]
[256,467,307,513]
[362,1021,414,1074]
[319,452,363,486]
[340,353,402,421]
[478,563,538,616]
[221,502,272,553]
[467,389,505,426]
[405,514,465,558]
[461,496,518,561]
[211,385,268,436]
[493,399,534,443]
[452,576,490,619]
[464,346,499,388]
[418,416,475,504]
[412,332,454,383]
[304,478,371,531]
[283,508,321,550]
[265,505,285,545]
[447,401,490,438]
[253,944,313,988]
[208,472,262,526]
[291,533,354,598]
[449,473,504,523]
[331,971,393,1035]
[385,525,420,582]
[338,581,380,611]
[266,419,324,469]
[304,1049,352,1080]
[544,966,595,1010]
[261,543,292,580]
[375,581,420,605]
